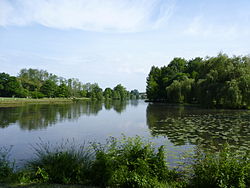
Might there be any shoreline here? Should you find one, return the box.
[145,100,250,110]
[0,97,90,107]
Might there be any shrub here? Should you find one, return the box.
[190,145,250,188]
[91,135,180,187]
[27,139,92,184]
[1,136,249,188]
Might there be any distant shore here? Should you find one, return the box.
[0,97,90,107]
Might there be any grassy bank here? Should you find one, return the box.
[0,97,90,107]
[1,136,249,188]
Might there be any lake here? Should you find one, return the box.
[0,100,250,166]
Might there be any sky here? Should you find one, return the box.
[0,0,250,92]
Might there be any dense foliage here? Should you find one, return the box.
[1,136,249,187]
[146,54,250,108]
[0,68,142,100]
[91,136,178,187]
[190,146,250,188]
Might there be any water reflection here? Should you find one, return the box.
[104,99,128,113]
[146,103,250,151]
[1,101,249,152]
[0,100,131,130]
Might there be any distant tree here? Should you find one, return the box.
[130,89,140,99]
[0,68,139,101]
[103,88,113,99]
[56,83,70,98]
[18,68,58,92]
[113,84,128,100]
[30,90,44,99]
[88,83,103,100]
[112,90,120,99]
[40,80,58,97]
[0,73,22,97]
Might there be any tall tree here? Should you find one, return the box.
[146,54,250,108]
[103,88,113,99]
[0,73,22,97]
[40,80,58,98]
[113,84,129,100]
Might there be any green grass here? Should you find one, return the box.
[0,136,249,188]
[0,97,90,107]
[0,184,94,188]
[0,146,15,184]
[27,140,92,185]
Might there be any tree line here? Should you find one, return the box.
[146,53,250,108]
[0,68,142,100]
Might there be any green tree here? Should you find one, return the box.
[146,66,161,100]
[40,80,58,98]
[130,89,140,99]
[103,88,113,99]
[89,83,103,100]
[0,73,22,97]
[168,57,187,73]
[146,53,250,108]
[18,68,58,92]
[56,83,70,98]
[113,84,128,100]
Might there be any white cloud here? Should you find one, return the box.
[184,16,247,39]
[0,0,175,32]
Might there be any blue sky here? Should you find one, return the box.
[0,0,250,91]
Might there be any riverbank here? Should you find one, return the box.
[0,136,249,188]
[145,100,250,110]
[0,97,90,107]
[0,184,85,188]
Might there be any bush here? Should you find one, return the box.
[190,145,250,188]
[27,140,92,184]
[91,135,180,187]
[1,136,250,188]
[30,91,45,99]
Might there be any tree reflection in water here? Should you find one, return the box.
[0,100,130,130]
[1,101,249,152]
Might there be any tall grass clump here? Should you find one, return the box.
[91,135,181,188]
[0,146,15,183]
[26,139,92,184]
[189,145,250,188]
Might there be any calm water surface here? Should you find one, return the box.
[0,100,249,165]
